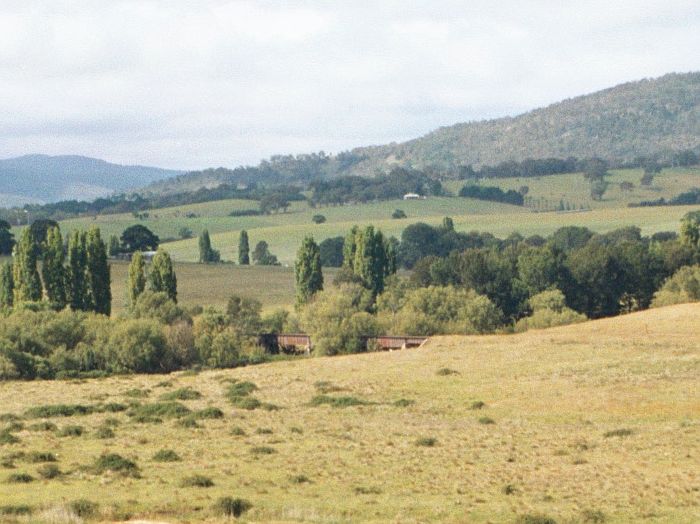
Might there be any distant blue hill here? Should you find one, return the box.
[0,154,182,205]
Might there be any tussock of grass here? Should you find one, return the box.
[193,407,224,419]
[159,387,202,401]
[0,414,20,422]
[176,416,200,428]
[57,425,84,437]
[3,421,23,432]
[415,437,437,447]
[229,396,262,410]
[478,416,496,425]
[354,486,382,495]
[250,446,276,455]
[436,367,459,376]
[603,428,633,438]
[0,505,32,516]
[27,421,57,432]
[502,483,517,495]
[128,402,191,419]
[95,426,115,439]
[470,400,486,410]
[124,388,150,398]
[290,474,310,484]
[101,402,128,413]
[581,509,606,523]
[290,426,303,434]
[225,381,258,399]
[213,497,251,518]
[6,472,33,483]
[0,430,19,444]
[515,514,557,524]
[393,398,415,407]
[37,464,62,479]
[314,380,344,393]
[69,499,99,519]
[152,449,181,462]
[309,395,371,408]
[180,474,214,487]
[92,453,139,478]
[26,452,57,463]
[24,404,94,418]
[230,426,246,436]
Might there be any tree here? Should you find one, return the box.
[590,179,609,201]
[128,251,147,307]
[391,209,407,219]
[295,236,324,307]
[199,230,220,263]
[238,230,250,265]
[252,241,280,266]
[108,235,121,256]
[86,227,111,315]
[0,262,14,308]
[12,228,43,304]
[319,236,344,267]
[120,225,159,253]
[0,220,14,255]
[149,249,177,302]
[680,211,700,250]
[66,230,88,311]
[28,219,59,251]
[582,158,609,181]
[41,226,67,309]
[312,214,326,224]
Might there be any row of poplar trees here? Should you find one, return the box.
[294,225,397,308]
[0,226,111,315]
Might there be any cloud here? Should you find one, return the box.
[0,0,698,170]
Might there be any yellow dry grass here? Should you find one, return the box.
[0,304,698,523]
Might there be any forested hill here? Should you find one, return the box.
[0,155,181,204]
[144,72,700,195]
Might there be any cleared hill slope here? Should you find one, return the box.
[0,303,697,522]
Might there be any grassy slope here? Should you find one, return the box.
[0,304,697,522]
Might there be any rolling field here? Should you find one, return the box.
[0,304,698,522]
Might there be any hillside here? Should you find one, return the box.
[0,155,181,204]
[0,303,697,522]
[142,72,700,195]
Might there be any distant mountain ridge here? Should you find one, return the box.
[0,155,182,204]
[144,71,700,195]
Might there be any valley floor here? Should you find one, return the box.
[0,304,698,522]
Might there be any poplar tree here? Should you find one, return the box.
[127,251,147,307]
[199,230,212,263]
[12,228,42,303]
[86,227,111,315]
[342,225,359,271]
[295,236,323,307]
[149,249,177,302]
[238,230,250,265]
[42,226,67,309]
[0,262,14,308]
[67,230,88,310]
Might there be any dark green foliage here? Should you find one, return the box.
[459,184,524,205]
[69,499,99,519]
[0,221,14,256]
[0,262,14,308]
[41,226,67,309]
[603,428,633,438]
[198,230,220,264]
[391,208,407,219]
[295,236,323,306]
[415,437,437,447]
[252,240,280,266]
[12,228,42,303]
[238,230,250,265]
[6,472,33,483]
[309,395,371,408]
[312,214,326,224]
[108,234,121,256]
[66,230,89,310]
[148,249,177,302]
[128,402,191,419]
[213,497,251,518]
[176,416,200,428]
[37,464,62,479]
[120,224,159,253]
[92,453,139,477]
[57,425,84,437]
[180,474,214,487]
[86,227,111,315]
[319,236,344,267]
[152,449,181,462]
[159,387,202,401]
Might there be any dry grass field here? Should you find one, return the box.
[0,304,698,523]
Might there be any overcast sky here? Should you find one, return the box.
[0,1,698,170]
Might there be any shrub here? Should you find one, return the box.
[652,265,700,307]
[213,497,251,518]
[391,209,407,219]
[180,474,214,487]
[515,289,587,331]
[415,437,437,447]
[57,425,84,437]
[309,395,371,408]
[6,472,33,483]
[312,214,326,224]
[69,499,99,519]
[159,387,202,401]
[130,291,190,326]
[37,464,62,479]
[478,416,496,425]
[107,318,173,374]
[603,428,633,438]
[92,453,139,478]
[26,452,57,463]
[502,483,517,495]
[152,449,181,462]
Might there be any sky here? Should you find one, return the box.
[0,0,698,171]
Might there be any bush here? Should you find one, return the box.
[392,209,407,219]
[652,265,700,307]
[180,474,214,487]
[92,453,139,478]
[515,289,587,332]
[436,367,459,376]
[470,401,486,410]
[213,497,251,518]
[130,291,190,326]
[37,464,62,479]
[312,214,326,224]
[230,426,246,436]
[153,449,181,462]
[290,474,310,484]
[107,319,174,374]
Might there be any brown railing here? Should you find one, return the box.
[258,333,428,354]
